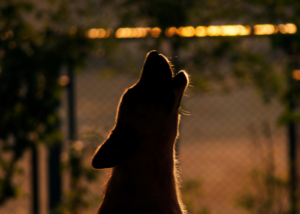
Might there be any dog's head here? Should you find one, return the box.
[91,51,189,169]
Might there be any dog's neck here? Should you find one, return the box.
[98,140,183,214]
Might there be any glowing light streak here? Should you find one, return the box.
[279,23,297,34]
[220,25,239,36]
[151,27,161,37]
[207,26,222,36]
[237,25,252,35]
[254,24,278,35]
[195,26,207,37]
[220,25,251,36]
[87,28,112,39]
[87,23,297,39]
[165,27,177,37]
[115,27,153,38]
[177,26,195,37]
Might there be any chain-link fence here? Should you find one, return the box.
[73,58,288,214]
[0,54,290,214]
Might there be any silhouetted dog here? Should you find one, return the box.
[91,50,189,214]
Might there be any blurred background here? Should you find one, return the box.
[1,0,300,214]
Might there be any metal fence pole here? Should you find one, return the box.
[287,50,300,213]
[288,94,297,214]
[31,143,39,214]
[66,62,77,194]
[67,63,76,144]
[48,70,63,213]
[287,44,300,213]
[48,142,62,213]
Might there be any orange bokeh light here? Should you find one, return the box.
[254,24,278,35]
[279,23,297,34]
[293,70,300,81]
[151,27,161,37]
[59,76,70,86]
[165,27,177,37]
[115,28,151,38]
[87,23,296,39]
[207,26,222,36]
[177,26,195,37]
[195,26,207,37]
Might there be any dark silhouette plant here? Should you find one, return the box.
[0,0,95,208]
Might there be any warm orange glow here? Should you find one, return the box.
[254,24,278,35]
[87,28,97,38]
[279,23,297,34]
[293,70,300,80]
[207,26,222,36]
[61,152,69,162]
[195,26,207,37]
[285,23,297,34]
[278,24,286,34]
[238,25,252,35]
[134,28,150,37]
[115,28,151,38]
[151,27,161,37]
[220,25,251,36]
[73,141,84,151]
[165,27,177,37]
[87,28,108,38]
[59,75,70,86]
[177,26,195,37]
[196,25,251,37]
[97,28,106,38]
[220,25,239,36]
[116,28,129,38]
[87,23,296,39]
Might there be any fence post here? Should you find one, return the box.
[67,63,76,145]
[287,58,300,214]
[66,62,78,196]
[288,93,297,214]
[31,143,39,214]
[48,142,62,213]
[48,70,63,213]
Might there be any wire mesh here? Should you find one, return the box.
[74,60,289,214]
[0,55,289,214]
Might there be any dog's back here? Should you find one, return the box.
[91,51,189,214]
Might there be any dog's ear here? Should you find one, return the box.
[173,70,189,92]
[139,50,173,85]
[91,123,137,169]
